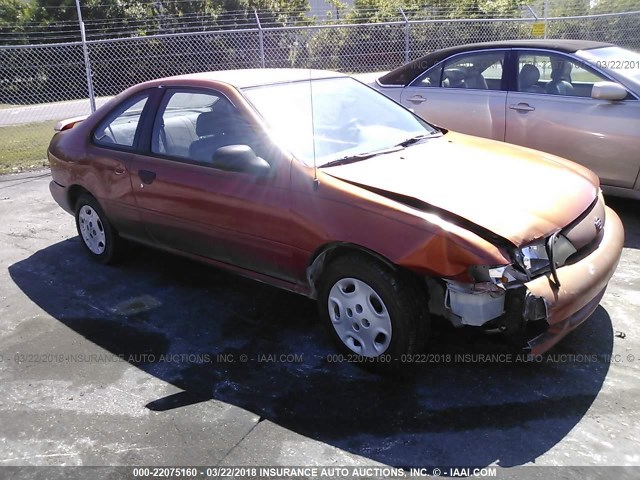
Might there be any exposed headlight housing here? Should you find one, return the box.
[471,233,577,289]
[514,233,576,284]
[519,241,550,276]
[468,263,528,288]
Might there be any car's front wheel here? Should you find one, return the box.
[74,193,122,264]
[318,254,428,369]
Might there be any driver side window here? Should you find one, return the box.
[516,52,608,97]
[151,89,259,165]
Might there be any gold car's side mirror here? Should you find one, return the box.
[591,81,628,101]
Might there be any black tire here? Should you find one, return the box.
[318,253,429,371]
[74,193,122,264]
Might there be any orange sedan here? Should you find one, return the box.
[48,69,624,367]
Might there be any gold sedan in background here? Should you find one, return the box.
[366,40,640,199]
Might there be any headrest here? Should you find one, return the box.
[444,68,466,83]
[195,111,221,137]
[196,99,249,137]
[520,64,540,86]
[550,60,573,81]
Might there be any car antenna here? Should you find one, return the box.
[309,69,320,191]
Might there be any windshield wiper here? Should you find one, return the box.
[319,145,403,169]
[319,132,442,169]
[395,132,442,147]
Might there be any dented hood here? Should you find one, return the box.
[323,133,599,246]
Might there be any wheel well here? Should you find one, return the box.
[306,243,397,299]
[67,185,91,211]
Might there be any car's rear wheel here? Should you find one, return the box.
[74,193,122,264]
[318,254,428,370]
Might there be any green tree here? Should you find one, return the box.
[219,0,311,27]
[0,0,31,37]
[590,0,640,50]
[592,0,640,14]
[528,0,589,18]
[27,0,158,40]
[328,0,527,23]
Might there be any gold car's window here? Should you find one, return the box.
[415,64,443,87]
[517,53,608,97]
[93,95,149,148]
[440,52,505,90]
[152,90,258,164]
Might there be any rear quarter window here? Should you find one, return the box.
[93,94,150,148]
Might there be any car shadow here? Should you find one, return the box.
[605,196,640,249]
[8,238,614,468]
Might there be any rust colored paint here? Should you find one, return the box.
[47,69,625,356]
[526,207,624,354]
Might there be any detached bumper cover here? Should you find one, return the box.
[525,206,624,355]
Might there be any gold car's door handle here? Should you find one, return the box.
[407,94,427,104]
[509,103,535,112]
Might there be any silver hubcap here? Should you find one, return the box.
[328,278,392,357]
[79,206,106,255]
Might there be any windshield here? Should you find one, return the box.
[576,46,640,84]
[242,77,438,166]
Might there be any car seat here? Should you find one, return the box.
[464,67,488,89]
[519,64,544,93]
[190,102,256,164]
[546,61,574,95]
[442,68,466,88]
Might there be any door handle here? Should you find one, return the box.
[509,103,535,112]
[138,170,156,185]
[114,166,126,175]
[407,94,427,104]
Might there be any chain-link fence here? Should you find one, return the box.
[1,10,639,173]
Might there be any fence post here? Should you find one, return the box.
[400,8,409,63]
[543,0,549,39]
[75,0,96,113]
[254,9,266,68]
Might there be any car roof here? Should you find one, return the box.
[378,39,614,86]
[154,68,347,89]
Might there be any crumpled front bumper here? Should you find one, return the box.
[525,206,624,355]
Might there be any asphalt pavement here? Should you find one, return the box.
[0,170,638,479]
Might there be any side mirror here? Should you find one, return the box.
[212,145,270,176]
[591,81,628,101]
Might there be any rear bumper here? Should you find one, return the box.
[525,206,624,355]
[49,180,73,215]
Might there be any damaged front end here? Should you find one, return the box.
[431,194,621,353]
[430,273,549,349]
[438,279,549,346]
